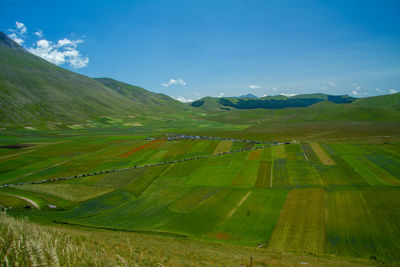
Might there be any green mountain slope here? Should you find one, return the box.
[191,93,355,111]
[351,92,400,111]
[204,97,400,124]
[0,32,189,128]
[94,78,192,115]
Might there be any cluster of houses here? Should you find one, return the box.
[158,134,279,144]
[1,137,289,188]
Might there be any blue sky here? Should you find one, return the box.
[2,0,400,101]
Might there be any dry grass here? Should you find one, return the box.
[0,212,372,266]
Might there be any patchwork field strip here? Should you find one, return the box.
[213,140,233,154]
[119,140,165,157]
[254,161,272,188]
[326,188,400,261]
[268,188,326,254]
[310,142,335,165]
[0,141,288,188]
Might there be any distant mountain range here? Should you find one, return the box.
[190,93,356,111]
[1,30,399,129]
[232,93,259,99]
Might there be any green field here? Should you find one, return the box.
[0,128,399,265]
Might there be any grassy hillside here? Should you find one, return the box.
[0,32,193,129]
[0,32,140,127]
[202,97,400,125]
[95,78,193,115]
[351,92,400,111]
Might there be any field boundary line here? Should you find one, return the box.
[270,161,273,188]
[0,149,37,161]
[227,191,251,219]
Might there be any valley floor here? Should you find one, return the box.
[0,127,399,265]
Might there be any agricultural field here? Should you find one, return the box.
[0,129,399,264]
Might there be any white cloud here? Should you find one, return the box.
[376,88,381,92]
[28,38,89,68]
[262,94,268,97]
[272,87,278,92]
[8,21,28,45]
[193,91,201,99]
[8,33,24,45]
[280,93,297,97]
[320,86,327,90]
[351,90,359,96]
[173,96,193,103]
[389,89,398,94]
[15,21,27,34]
[328,81,336,87]
[247,84,260,89]
[34,30,43,38]
[161,78,186,87]
[218,93,224,97]
[7,21,89,69]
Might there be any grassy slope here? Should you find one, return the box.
[0,32,194,128]
[0,44,135,126]
[95,78,193,116]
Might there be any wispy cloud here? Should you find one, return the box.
[218,92,224,97]
[272,87,278,92]
[280,93,297,97]
[247,84,260,89]
[389,89,398,94]
[161,78,186,87]
[8,21,27,45]
[15,21,27,34]
[376,88,381,92]
[328,81,336,87]
[34,30,43,38]
[7,21,89,69]
[173,96,193,102]
[8,33,24,45]
[193,91,201,99]
[351,90,359,96]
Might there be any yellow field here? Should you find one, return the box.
[213,140,233,154]
[310,142,335,165]
[269,188,326,254]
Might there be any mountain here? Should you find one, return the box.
[0,32,188,128]
[233,93,258,98]
[94,78,191,114]
[191,93,356,111]
[350,92,400,111]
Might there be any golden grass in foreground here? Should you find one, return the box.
[0,212,372,266]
